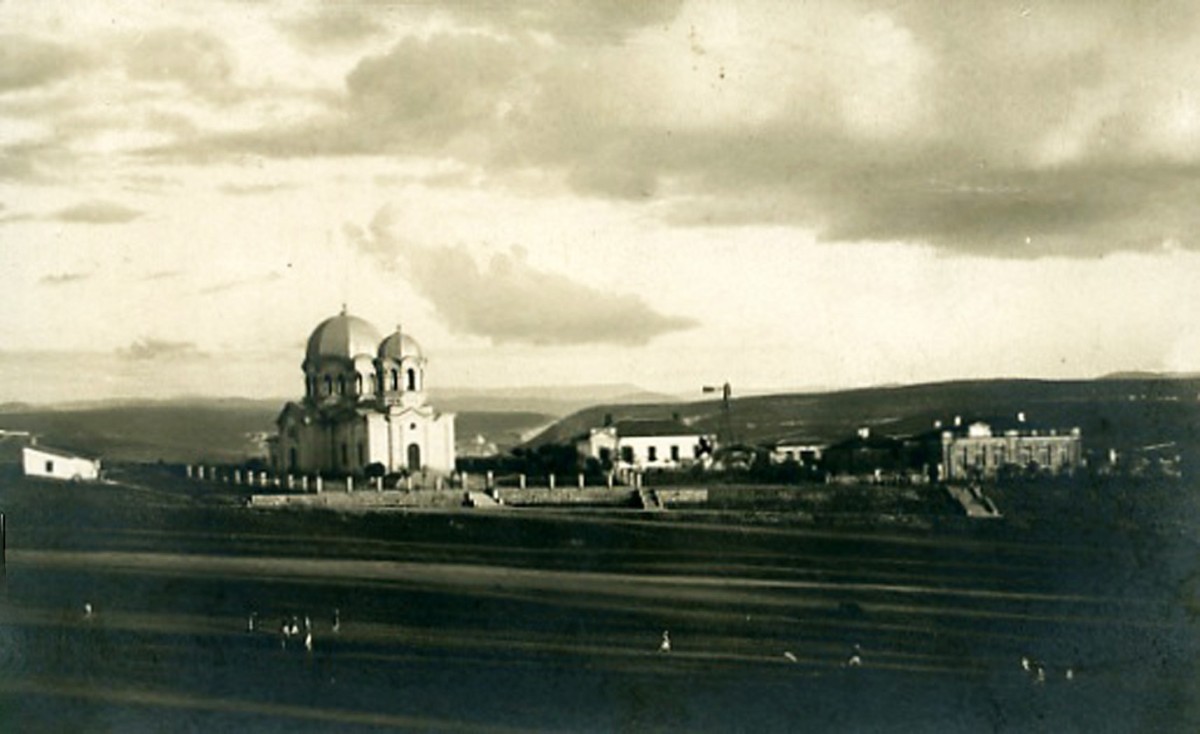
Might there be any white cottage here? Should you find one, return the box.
[579,419,715,473]
[22,445,102,481]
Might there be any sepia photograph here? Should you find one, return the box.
[1,1,1198,731]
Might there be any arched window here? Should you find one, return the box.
[368,374,376,394]
[336,375,345,395]
[406,368,417,391]
[390,369,399,391]
[323,375,332,396]
[355,374,363,395]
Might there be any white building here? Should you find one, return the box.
[22,445,102,481]
[273,309,456,477]
[579,419,715,474]
[768,440,825,467]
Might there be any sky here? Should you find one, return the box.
[2,0,1199,404]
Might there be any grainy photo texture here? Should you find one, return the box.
[1,2,1198,731]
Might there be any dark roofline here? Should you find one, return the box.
[24,444,99,462]
[613,419,710,438]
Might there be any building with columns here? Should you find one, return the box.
[273,309,455,477]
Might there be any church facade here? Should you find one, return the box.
[272,309,456,477]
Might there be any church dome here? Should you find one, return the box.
[378,327,423,361]
[305,310,383,362]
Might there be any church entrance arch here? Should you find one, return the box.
[407,443,421,471]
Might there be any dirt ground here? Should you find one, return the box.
[1,466,1198,732]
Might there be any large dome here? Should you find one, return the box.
[305,311,383,363]
[378,327,423,361]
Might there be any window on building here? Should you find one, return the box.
[406,368,417,391]
[324,375,332,395]
[355,374,363,395]
[648,446,658,461]
[620,446,634,463]
[336,375,345,395]
[45,460,54,473]
[368,374,376,394]
[390,369,399,391]
[670,445,680,461]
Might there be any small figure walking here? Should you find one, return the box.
[304,630,313,653]
[1021,656,1045,684]
[83,602,93,620]
[248,612,257,632]
[332,608,341,634]
[659,630,671,653]
[847,644,863,667]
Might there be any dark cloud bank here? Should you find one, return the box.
[12,2,1200,259]
[346,209,697,346]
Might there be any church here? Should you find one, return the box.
[272,309,456,477]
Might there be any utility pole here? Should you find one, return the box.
[702,382,735,447]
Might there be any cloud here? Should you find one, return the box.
[217,182,297,196]
[117,338,205,361]
[51,200,142,224]
[135,2,1200,258]
[348,208,698,346]
[39,272,90,286]
[280,7,387,49]
[198,272,282,295]
[0,34,90,92]
[122,28,241,103]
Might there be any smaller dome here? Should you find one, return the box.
[378,326,423,361]
[305,310,383,363]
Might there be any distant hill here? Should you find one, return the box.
[526,377,1200,454]
[4,378,1196,465]
[429,384,679,417]
[0,400,554,464]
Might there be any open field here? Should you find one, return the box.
[1,467,1198,732]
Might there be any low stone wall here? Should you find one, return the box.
[495,487,637,507]
[655,489,708,506]
[248,490,465,510]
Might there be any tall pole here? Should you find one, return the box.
[722,382,735,446]
[703,382,735,448]
[1,511,6,568]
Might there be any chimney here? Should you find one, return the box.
[603,413,613,427]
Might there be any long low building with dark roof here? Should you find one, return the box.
[578,418,716,475]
